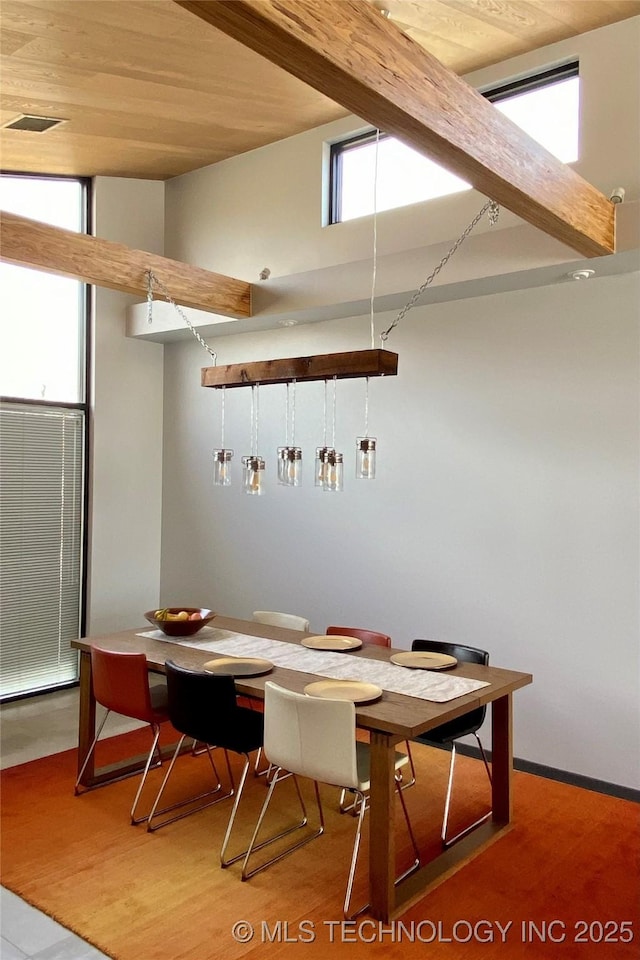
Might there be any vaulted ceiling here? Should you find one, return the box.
[1,0,639,180]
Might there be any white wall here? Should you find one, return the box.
[88,178,165,634]
[154,19,640,788]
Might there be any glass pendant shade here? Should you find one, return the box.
[285,446,302,486]
[278,446,302,486]
[212,448,233,486]
[315,446,332,487]
[242,455,265,495]
[277,447,288,485]
[323,450,343,492]
[356,437,376,479]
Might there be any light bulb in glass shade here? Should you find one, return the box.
[323,450,343,492]
[242,455,265,495]
[356,437,376,479]
[212,448,233,486]
[277,447,288,485]
[278,446,302,486]
[286,447,302,486]
[315,446,332,487]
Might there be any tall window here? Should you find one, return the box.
[330,63,580,223]
[0,175,89,699]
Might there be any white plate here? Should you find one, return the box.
[203,656,273,677]
[390,651,457,671]
[304,679,382,703]
[301,635,362,651]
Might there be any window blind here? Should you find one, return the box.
[0,401,84,698]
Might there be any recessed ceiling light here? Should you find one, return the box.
[568,269,596,281]
[278,319,298,327]
[2,114,67,133]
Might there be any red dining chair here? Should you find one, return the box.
[74,647,170,824]
[326,625,416,795]
[326,626,391,647]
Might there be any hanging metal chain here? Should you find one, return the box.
[146,270,217,364]
[380,200,499,343]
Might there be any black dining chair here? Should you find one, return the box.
[411,638,492,848]
[146,661,263,852]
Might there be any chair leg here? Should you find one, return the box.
[75,712,165,825]
[220,756,252,867]
[343,789,368,919]
[74,709,110,793]
[475,732,493,784]
[441,738,492,848]
[240,772,324,880]
[253,747,276,781]
[131,723,164,824]
[343,779,420,920]
[398,740,417,790]
[394,775,421,880]
[147,736,234,832]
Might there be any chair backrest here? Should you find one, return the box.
[91,647,159,724]
[326,626,391,647]
[253,611,310,632]
[411,639,489,736]
[411,638,488,667]
[164,660,263,755]
[264,682,359,789]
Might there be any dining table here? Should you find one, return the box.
[71,614,532,922]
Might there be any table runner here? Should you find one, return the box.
[137,628,489,703]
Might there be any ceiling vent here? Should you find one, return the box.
[2,114,67,133]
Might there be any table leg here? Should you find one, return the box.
[77,649,96,783]
[491,693,513,824]
[369,730,396,920]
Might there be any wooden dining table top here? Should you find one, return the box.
[73,614,532,743]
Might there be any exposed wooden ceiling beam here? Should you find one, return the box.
[176,0,615,258]
[0,211,252,317]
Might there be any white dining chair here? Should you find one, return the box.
[240,681,420,918]
[252,610,310,631]
[251,609,310,780]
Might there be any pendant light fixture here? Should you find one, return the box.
[315,379,332,487]
[278,380,302,487]
[242,384,265,495]
[356,378,376,480]
[355,131,380,482]
[212,386,233,486]
[146,195,500,497]
[323,376,343,492]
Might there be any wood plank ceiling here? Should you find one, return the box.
[1,0,639,181]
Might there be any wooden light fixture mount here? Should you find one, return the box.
[201,349,398,389]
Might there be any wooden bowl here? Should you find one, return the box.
[144,607,215,637]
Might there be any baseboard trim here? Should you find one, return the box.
[453,742,639,802]
[1,679,79,706]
